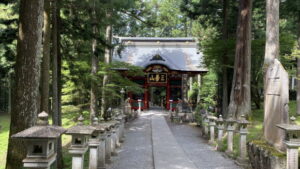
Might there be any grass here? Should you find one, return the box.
[0,114,10,169]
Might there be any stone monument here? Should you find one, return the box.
[264,59,289,151]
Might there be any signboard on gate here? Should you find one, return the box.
[148,73,167,83]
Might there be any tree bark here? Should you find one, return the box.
[264,0,280,66]
[221,0,229,116]
[5,1,44,168]
[227,0,252,118]
[296,16,300,115]
[90,0,99,121]
[101,15,112,117]
[51,0,63,168]
[40,0,51,113]
[52,0,59,127]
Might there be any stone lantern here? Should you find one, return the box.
[225,114,236,154]
[216,115,225,142]
[207,114,217,144]
[277,116,300,169]
[237,114,250,163]
[11,112,66,169]
[66,115,95,169]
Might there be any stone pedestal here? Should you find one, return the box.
[203,116,209,136]
[238,128,248,163]
[69,148,88,169]
[237,115,250,163]
[111,128,117,156]
[286,144,299,169]
[225,115,235,154]
[98,134,106,169]
[208,115,217,144]
[72,154,85,169]
[89,139,100,169]
[105,131,112,163]
[115,123,121,148]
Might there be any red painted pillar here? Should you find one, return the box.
[166,75,170,110]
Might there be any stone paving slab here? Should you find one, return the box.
[108,110,241,169]
[167,121,241,169]
[108,113,154,169]
[152,114,198,169]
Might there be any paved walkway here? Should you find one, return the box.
[108,109,241,169]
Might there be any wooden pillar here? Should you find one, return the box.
[189,76,193,92]
[167,75,170,110]
[197,74,201,104]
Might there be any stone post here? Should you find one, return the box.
[98,131,106,169]
[111,126,117,156]
[216,115,225,142]
[237,115,250,163]
[225,114,236,154]
[105,129,112,163]
[115,122,121,148]
[89,138,100,169]
[208,115,217,144]
[138,99,142,114]
[277,116,300,169]
[202,114,209,136]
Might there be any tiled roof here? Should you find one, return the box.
[113,37,207,72]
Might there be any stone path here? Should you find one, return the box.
[108,110,241,169]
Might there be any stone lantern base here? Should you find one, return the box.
[23,153,56,169]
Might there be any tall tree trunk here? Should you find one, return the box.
[264,0,279,66]
[52,0,59,127]
[90,0,99,121]
[57,1,63,167]
[221,0,229,116]
[40,0,51,113]
[101,17,112,117]
[5,1,44,168]
[296,16,300,115]
[51,0,63,168]
[227,0,252,118]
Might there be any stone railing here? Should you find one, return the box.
[200,112,300,169]
[200,113,250,166]
[11,111,127,169]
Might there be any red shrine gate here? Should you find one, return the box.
[127,64,199,111]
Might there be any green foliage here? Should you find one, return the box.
[199,71,217,109]
[0,114,9,169]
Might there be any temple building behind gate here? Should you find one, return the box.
[112,37,207,110]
